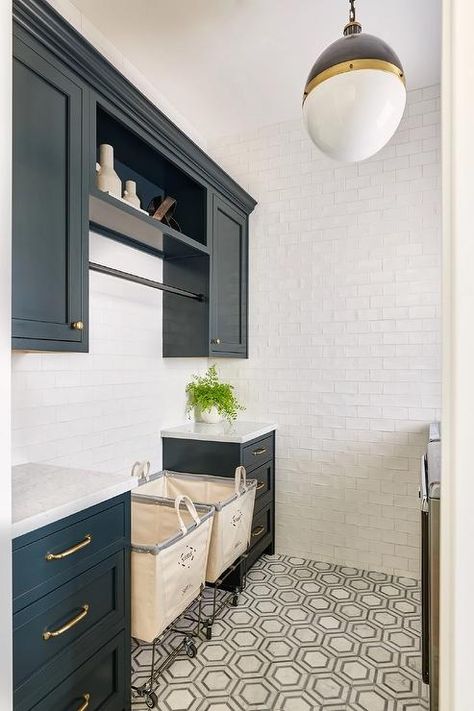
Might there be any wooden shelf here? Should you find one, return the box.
[89,189,210,260]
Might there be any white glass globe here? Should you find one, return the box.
[303,68,406,162]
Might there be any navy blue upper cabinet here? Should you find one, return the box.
[210,194,248,358]
[12,32,88,352]
[12,0,255,358]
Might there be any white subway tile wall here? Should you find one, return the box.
[12,234,207,475]
[12,0,209,475]
[210,86,441,577]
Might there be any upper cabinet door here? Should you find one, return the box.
[12,35,88,351]
[210,194,248,357]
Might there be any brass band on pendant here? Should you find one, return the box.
[303,58,406,103]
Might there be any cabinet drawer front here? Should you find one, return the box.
[249,504,273,552]
[14,551,125,691]
[14,500,126,606]
[29,631,127,711]
[251,461,274,509]
[242,435,273,472]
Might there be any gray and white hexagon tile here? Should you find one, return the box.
[131,554,429,711]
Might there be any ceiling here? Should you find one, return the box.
[70,0,441,141]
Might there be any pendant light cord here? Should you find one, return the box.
[349,0,356,23]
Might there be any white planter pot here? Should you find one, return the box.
[197,406,222,424]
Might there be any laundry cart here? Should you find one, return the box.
[136,465,257,636]
[131,493,214,708]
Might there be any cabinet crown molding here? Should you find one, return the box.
[13,0,257,215]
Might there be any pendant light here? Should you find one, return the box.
[302,0,406,162]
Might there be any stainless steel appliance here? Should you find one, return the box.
[421,422,441,711]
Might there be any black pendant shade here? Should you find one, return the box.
[303,31,405,102]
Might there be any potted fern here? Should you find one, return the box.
[186,365,244,424]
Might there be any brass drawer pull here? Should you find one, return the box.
[45,534,92,561]
[251,525,265,538]
[252,447,267,456]
[71,320,84,330]
[256,481,265,491]
[211,337,221,345]
[43,604,89,641]
[77,693,90,711]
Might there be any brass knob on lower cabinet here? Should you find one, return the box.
[211,338,221,345]
[71,321,84,330]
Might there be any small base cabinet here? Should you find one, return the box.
[12,493,131,711]
[162,431,276,588]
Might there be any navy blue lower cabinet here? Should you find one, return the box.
[162,431,276,589]
[29,631,128,711]
[12,493,131,711]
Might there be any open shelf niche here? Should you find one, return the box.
[94,105,208,250]
[91,103,211,357]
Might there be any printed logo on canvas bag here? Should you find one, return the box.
[231,510,243,527]
[178,545,196,568]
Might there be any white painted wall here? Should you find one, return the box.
[0,1,12,707]
[46,0,207,148]
[440,0,474,708]
[210,87,442,578]
[12,234,207,475]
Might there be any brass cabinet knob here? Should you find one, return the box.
[77,693,90,711]
[71,321,84,331]
[211,338,221,345]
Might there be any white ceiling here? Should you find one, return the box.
[70,0,441,140]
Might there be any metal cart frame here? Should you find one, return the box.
[131,589,204,709]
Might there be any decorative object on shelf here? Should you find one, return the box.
[302,0,406,162]
[147,195,182,232]
[123,180,141,209]
[186,365,244,424]
[96,143,122,198]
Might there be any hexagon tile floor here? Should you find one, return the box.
[131,554,429,711]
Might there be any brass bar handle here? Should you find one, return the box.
[256,481,265,491]
[77,694,90,711]
[252,447,267,456]
[43,604,89,641]
[46,534,92,561]
[251,525,265,538]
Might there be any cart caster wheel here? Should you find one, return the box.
[231,593,239,607]
[145,692,158,709]
[205,625,212,640]
[186,642,197,658]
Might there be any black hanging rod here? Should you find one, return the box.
[89,262,205,302]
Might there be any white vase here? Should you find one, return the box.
[123,180,141,209]
[97,144,121,199]
[197,406,222,424]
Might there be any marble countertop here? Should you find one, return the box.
[161,421,277,444]
[12,463,139,539]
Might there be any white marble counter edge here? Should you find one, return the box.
[12,476,139,539]
[161,423,277,444]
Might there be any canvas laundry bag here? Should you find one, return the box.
[131,493,214,643]
[137,466,257,583]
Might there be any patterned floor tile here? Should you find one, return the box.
[132,554,429,710]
